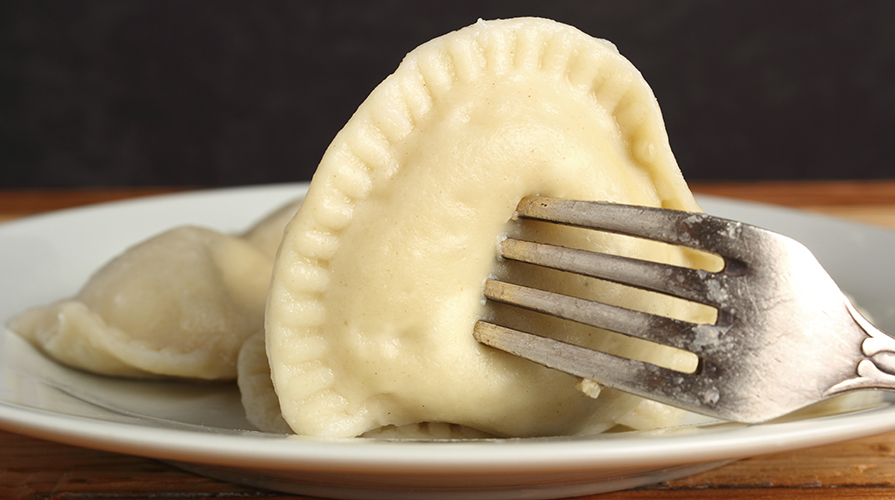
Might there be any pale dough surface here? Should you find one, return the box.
[242,199,303,258]
[10,199,301,380]
[267,17,715,438]
[238,332,294,432]
[237,331,495,438]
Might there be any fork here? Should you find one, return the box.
[473,196,895,424]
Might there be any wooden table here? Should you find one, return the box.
[2,180,895,499]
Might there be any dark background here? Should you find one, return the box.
[2,0,895,188]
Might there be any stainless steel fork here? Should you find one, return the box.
[473,196,895,423]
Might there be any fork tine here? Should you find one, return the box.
[473,320,667,382]
[473,321,725,416]
[500,238,730,307]
[484,279,725,354]
[515,196,752,262]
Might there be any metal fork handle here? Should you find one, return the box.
[828,303,895,395]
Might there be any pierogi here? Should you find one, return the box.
[242,199,303,258]
[266,17,716,438]
[237,331,495,438]
[9,199,301,380]
[238,332,294,432]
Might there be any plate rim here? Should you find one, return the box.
[0,392,893,473]
[1,183,894,476]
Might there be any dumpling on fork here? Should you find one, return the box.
[265,17,716,438]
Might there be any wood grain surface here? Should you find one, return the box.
[2,180,895,500]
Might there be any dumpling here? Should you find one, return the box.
[242,199,303,258]
[10,227,270,379]
[266,17,715,438]
[237,331,493,438]
[9,198,301,380]
[237,332,293,432]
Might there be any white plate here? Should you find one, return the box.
[2,183,895,500]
